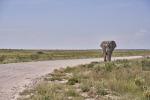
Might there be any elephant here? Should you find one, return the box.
[100,41,117,62]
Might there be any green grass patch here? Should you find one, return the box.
[0,49,150,64]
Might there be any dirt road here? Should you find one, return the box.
[0,56,143,100]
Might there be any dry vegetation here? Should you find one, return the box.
[0,49,150,64]
[19,57,150,100]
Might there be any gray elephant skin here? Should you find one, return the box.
[100,41,117,62]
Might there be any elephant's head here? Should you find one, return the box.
[101,41,116,52]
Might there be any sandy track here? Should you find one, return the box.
[0,56,143,100]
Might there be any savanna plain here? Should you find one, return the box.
[0,49,150,100]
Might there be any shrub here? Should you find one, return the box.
[142,59,150,71]
[135,77,145,87]
[43,96,51,100]
[144,90,150,100]
[67,77,79,85]
[80,83,90,92]
[17,56,30,62]
[104,62,116,72]
[85,63,94,68]
[115,59,130,68]
[97,88,108,96]
[115,59,129,63]
[65,88,79,97]
[30,54,39,60]
[91,61,99,64]
[49,76,63,81]
[93,64,103,72]
[37,51,45,54]
[0,55,6,62]
[48,70,66,81]
[64,66,74,73]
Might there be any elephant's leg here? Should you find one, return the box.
[109,54,112,61]
[102,49,107,62]
[104,53,107,62]
[103,52,107,62]
[106,54,109,62]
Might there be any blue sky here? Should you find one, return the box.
[0,0,150,49]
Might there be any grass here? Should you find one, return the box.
[19,58,150,100]
[0,49,150,64]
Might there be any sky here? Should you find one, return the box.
[0,0,150,49]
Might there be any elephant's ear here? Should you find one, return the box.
[100,41,105,48]
[111,41,117,49]
[100,41,108,49]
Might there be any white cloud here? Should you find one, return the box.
[135,29,148,37]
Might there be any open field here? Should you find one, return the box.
[0,49,150,64]
[19,57,150,100]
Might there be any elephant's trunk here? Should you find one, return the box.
[107,53,112,61]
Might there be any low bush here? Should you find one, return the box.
[0,55,6,62]
[104,62,116,72]
[67,77,80,85]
